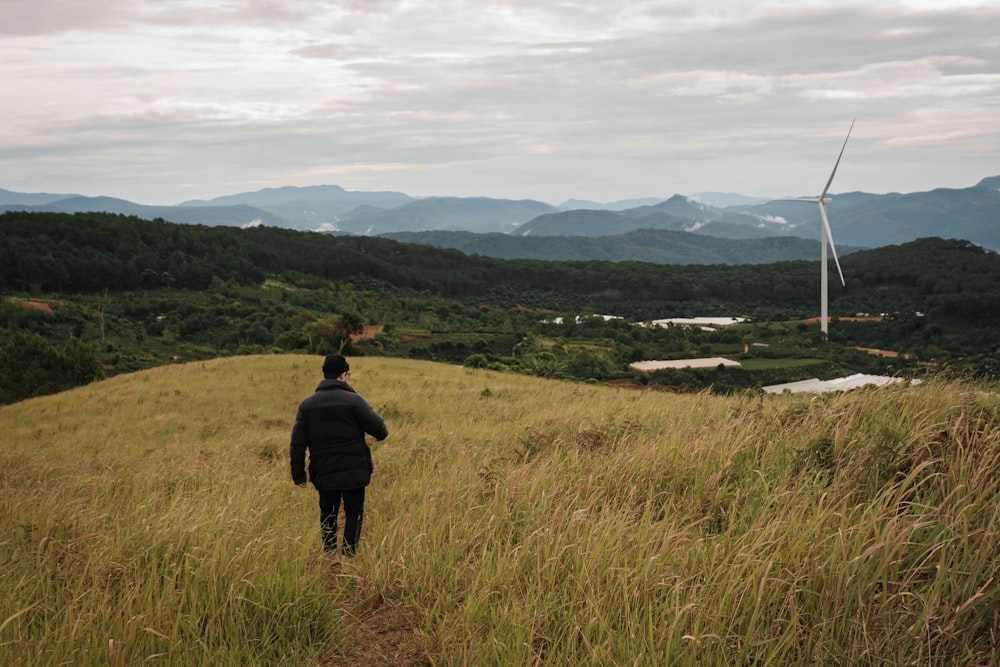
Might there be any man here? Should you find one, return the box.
[290,354,388,556]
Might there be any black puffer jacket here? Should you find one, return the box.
[289,379,389,490]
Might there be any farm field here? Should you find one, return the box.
[739,357,825,370]
[2,356,999,665]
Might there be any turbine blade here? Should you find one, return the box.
[819,202,846,286]
[820,119,855,200]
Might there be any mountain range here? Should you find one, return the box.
[3,176,998,263]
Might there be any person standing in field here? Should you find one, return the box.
[290,354,388,556]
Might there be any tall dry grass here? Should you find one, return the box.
[2,356,998,665]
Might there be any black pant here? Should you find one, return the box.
[318,487,365,555]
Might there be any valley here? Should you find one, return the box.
[3,211,998,404]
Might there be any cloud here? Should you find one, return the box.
[1,0,998,203]
[0,0,136,36]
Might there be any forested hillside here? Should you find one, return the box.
[382,228,858,264]
[5,211,998,317]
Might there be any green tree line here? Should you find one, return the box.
[6,211,999,315]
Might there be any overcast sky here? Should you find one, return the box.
[2,0,998,205]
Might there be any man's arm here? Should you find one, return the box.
[358,399,389,441]
[366,409,389,441]
[289,406,309,485]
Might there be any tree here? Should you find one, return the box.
[0,332,105,404]
[274,309,367,354]
[464,353,489,369]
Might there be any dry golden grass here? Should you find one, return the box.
[2,355,999,665]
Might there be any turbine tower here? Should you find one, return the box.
[793,120,853,334]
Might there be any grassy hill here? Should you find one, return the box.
[2,356,998,665]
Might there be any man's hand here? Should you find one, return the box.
[296,482,308,488]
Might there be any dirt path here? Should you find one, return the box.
[318,559,432,666]
[335,601,430,666]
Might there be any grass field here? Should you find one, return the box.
[2,355,999,665]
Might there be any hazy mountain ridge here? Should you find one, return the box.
[179,185,415,229]
[557,196,665,211]
[0,187,82,206]
[336,196,555,234]
[690,192,772,208]
[0,195,287,228]
[731,177,1000,249]
[2,175,998,252]
[514,195,789,240]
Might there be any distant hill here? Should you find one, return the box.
[513,195,789,240]
[0,196,286,228]
[978,175,1000,190]
[337,196,555,234]
[557,197,666,211]
[179,184,414,230]
[0,187,80,206]
[382,228,860,264]
[514,180,1000,251]
[180,187,553,234]
[690,192,772,208]
[729,177,1000,250]
[512,209,679,237]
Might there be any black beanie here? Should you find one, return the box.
[322,354,350,378]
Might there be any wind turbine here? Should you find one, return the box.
[793,120,853,335]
